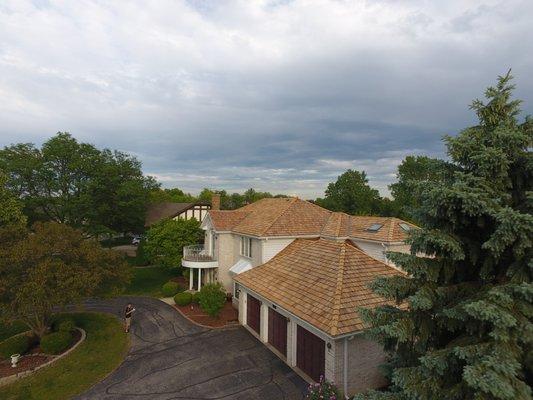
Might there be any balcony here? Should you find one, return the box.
[182,245,218,269]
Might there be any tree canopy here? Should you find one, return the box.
[316,169,382,215]
[0,171,26,228]
[143,218,204,269]
[388,156,447,221]
[0,222,130,338]
[0,132,158,235]
[358,72,532,399]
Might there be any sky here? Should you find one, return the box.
[1,0,532,198]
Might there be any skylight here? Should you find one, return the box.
[399,223,411,232]
[366,223,383,232]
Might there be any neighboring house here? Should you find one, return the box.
[181,197,416,395]
[144,200,214,228]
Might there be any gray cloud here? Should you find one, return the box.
[0,0,532,198]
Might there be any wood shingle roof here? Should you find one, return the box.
[235,238,403,337]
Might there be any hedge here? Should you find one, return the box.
[161,281,181,297]
[40,331,72,355]
[174,292,192,306]
[0,334,30,359]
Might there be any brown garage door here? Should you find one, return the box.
[268,308,287,356]
[296,325,325,382]
[246,294,261,334]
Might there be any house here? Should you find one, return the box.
[181,197,415,395]
[144,196,218,228]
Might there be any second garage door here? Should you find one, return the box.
[296,325,325,382]
[268,308,287,357]
[246,294,261,334]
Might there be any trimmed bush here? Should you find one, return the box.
[55,318,75,333]
[40,331,72,355]
[174,292,192,306]
[0,334,30,359]
[161,281,181,297]
[191,292,200,304]
[198,283,226,317]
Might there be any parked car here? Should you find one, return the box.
[132,235,143,245]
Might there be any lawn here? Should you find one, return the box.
[0,313,128,400]
[124,266,181,297]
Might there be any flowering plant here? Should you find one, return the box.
[305,375,340,400]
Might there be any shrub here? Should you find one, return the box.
[162,281,181,297]
[191,292,200,304]
[305,376,340,400]
[198,283,226,317]
[182,268,190,279]
[174,292,192,306]
[40,331,72,355]
[0,335,30,359]
[52,317,75,333]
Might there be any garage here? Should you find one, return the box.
[246,294,261,334]
[296,325,325,382]
[268,308,287,357]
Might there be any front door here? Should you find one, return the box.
[268,308,287,357]
[246,294,261,334]
[296,325,325,382]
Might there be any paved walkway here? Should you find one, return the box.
[76,297,307,400]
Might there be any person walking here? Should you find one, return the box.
[124,303,135,333]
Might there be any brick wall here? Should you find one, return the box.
[334,335,388,396]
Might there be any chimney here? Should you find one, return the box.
[211,193,221,210]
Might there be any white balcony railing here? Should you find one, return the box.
[183,244,215,262]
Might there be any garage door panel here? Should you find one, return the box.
[296,325,325,382]
[246,294,261,334]
[268,308,287,356]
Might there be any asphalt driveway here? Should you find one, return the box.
[76,297,306,400]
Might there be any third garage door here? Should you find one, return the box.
[268,308,287,357]
[246,294,261,334]
[296,325,325,382]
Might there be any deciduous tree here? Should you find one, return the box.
[0,222,130,338]
[144,218,203,269]
[317,169,382,215]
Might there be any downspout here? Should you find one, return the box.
[343,337,348,397]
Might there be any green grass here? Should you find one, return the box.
[124,266,181,297]
[0,313,128,400]
[0,321,28,341]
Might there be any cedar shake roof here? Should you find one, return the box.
[207,198,416,243]
[145,202,209,227]
[235,238,403,337]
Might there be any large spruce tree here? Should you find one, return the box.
[358,73,532,399]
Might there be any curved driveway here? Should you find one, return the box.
[76,297,306,400]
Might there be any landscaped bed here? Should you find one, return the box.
[0,329,83,379]
[0,312,128,400]
[174,300,239,328]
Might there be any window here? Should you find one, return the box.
[240,236,252,258]
[399,223,411,232]
[366,223,383,232]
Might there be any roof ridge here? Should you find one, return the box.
[329,241,346,336]
[387,217,396,241]
[258,197,299,236]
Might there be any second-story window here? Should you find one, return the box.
[240,236,252,258]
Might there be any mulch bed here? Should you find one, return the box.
[0,329,82,378]
[174,301,239,328]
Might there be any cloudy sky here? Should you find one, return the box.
[1,1,532,198]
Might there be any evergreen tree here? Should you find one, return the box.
[357,72,532,400]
